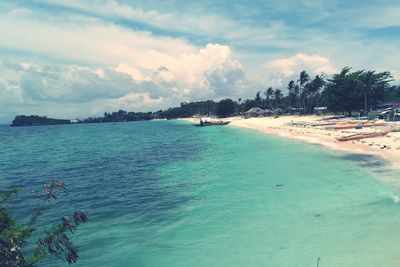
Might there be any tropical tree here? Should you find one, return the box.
[360,70,392,114]
[254,91,262,108]
[287,80,297,108]
[273,89,283,108]
[216,99,236,117]
[264,87,274,109]
[321,67,392,115]
[306,74,325,113]
[297,71,310,112]
[385,86,400,101]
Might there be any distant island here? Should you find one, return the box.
[11,115,72,127]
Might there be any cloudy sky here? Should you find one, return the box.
[1,0,399,122]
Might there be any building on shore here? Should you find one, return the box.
[244,108,273,118]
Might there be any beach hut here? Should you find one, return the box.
[244,108,272,118]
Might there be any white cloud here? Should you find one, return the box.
[114,64,147,81]
[0,43,247,121]
[168,44,246,98]
[0,6,249,122]
[266,53,337,77]
[35,0,287,48]
[112,44,246,100]
[0,8,196,67]
[0,8,246,100]
[262,53,337,88]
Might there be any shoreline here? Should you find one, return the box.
[181,116,400,170]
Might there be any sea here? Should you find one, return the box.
[1,120,400,267]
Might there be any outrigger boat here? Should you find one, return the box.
[194,118,230,127]
[325,121,385,130]
[336,130,390,142]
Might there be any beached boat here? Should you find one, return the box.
[326,121,385,130]
[336,131,390,142]
[352,115,379,121]
[321,115,346,121]
[309,122,337,127]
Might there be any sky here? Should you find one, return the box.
[1,0,400,122]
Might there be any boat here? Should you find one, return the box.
[193,119,230,127]
[352,115,379,121]
[309,122,337,127]
[326,121,385,130]
[336,131,390,142]
[320,115,346,121]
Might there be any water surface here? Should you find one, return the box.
[1,121,400,266]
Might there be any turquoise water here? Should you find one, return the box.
[1,120,400,266]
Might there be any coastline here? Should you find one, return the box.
[181,116,400,170]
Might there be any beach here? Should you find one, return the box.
[184,116,400,169]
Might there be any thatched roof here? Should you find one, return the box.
[246,107,265,113]
[244,108,273,118]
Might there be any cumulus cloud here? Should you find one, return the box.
[169,44,246,99]
[0,43,247,122]
[263,53,337,87]
[111,44,245,100]
[266,53,337,77]
[0,61,168,121]
[0,4,250,122]
[114,64,147,81]
[1,63,137,102]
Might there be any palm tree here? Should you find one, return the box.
[274,89,283,108]
[287,80,297,108]
[265,87,274,109]
[255,91,262,107]
[360,70,392,115]
[308,75,325,113]
[362,71,375,115]
[297,71,310,113]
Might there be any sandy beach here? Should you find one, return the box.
[183,116,400,169]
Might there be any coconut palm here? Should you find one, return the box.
[274,89,283,108]
[297,71,310,113]
[265,87,274,109]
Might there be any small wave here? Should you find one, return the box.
[390,195,400,203]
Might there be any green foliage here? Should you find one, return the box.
[0,181,88,267]
[242,99,257,112]
[321,67,393,115]
[160,100,218,119]
[11,115,71,127]
[273,89,283,107]
[216,99,236,117]
[385,86,400,101]
[287,81,297,108]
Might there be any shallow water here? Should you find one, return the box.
[1,120,400,266]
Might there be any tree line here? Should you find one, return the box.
[159,67,399,118]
